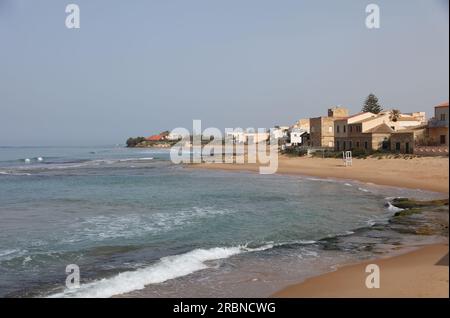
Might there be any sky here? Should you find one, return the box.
[0,0,448,146]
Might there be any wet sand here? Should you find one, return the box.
[273,244,449,298]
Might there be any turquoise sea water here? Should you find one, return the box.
[0,146,445,297]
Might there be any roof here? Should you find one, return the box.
[392,125,427,133]
[435,102,449,108]
[365,123,395,134]
[396,116,420,122]
[355,115,384,124]
[348,111,375,119]
[146,135,164,141]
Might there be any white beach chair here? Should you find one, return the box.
[343,151,352,167]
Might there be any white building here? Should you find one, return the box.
[290,128,308,145]
[226,130,269,144]
[167,132,184,141]
[271,126,290,139]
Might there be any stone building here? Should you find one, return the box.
[310,106,348,148]
[428,102,449,146]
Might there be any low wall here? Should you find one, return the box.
[414,146,449,156]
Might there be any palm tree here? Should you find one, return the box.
[389,109,401,122]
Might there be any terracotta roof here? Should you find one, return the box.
[365,123,395,134]
[146,135,164,141]
[435,102,449,108]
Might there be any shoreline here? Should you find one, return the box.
[273,243,449,298]
[190,156,449,297]
[190,156,449,194]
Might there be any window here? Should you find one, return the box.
[328,141,333,147]
[343,125,346,133]
[440,113,446,121]
[328,126,333,133]
[311,127,315,133]
[349,126,353,133]
[337,125,340,133]
[349,141,352,149]
[364,141,368,150]
[440,135,446,145]
[396,142,401,151]
[356,141,360,148]
[336,141,340,150]
[343,141,346,150]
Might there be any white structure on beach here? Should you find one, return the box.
[290,128,308,145]
[226,130,269,144]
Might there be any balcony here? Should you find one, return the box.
[428,119,448,128]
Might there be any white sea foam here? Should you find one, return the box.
[65,207,237,243]
[0,171,32,176]
[385,201,403,213]
[48,245,273,298]
[0,249,27,261]
[358,187,370,193]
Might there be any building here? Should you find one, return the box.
[226,130,269,144]
[390,126,427,154]
[293,118,310,133]
[310,106,349,148]
[428,102,449,146]
[146,135,164,142]
[334,110,425,152]
[271,126,290,139]
[290,128,308,146]
[167,132,183,141]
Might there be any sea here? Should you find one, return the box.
[0,146,447,298]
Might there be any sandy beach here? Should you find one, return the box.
[194,156,449,194]
[274,244,449,298]
[193,155,449,298]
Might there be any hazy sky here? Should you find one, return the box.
[0,0,448,146]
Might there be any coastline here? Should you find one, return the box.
[273,243,449,298]
[190,156,449,298]
[191,156,449,194]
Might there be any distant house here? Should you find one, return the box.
[225,130,269,144]
[146,135,164,142]
[310,106,349,148]
[428,102,449,146]
[290,128,308,146]
[390,125,427,154]
[167,132,183,141]
[271,126,290,140]
[334,110,425,153]
[293,118,310,133]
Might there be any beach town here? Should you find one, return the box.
[131,97,449,158]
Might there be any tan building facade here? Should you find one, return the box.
[390,127,427,154]
[428,102,449,146]
[310,107,348,148]
[334,111,425,152]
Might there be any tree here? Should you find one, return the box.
[389,109,401,122]
[362,94,383,114]
[126,136,145,147]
